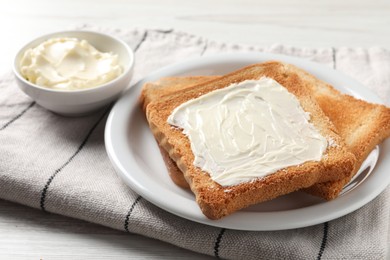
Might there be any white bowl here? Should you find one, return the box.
[13,30,134,116]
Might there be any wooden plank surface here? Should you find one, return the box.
[0,199,213,259]
[1,0,390,74]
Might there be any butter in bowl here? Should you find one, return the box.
[13,30,134,116]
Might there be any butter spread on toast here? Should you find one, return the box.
[167,77,328,186]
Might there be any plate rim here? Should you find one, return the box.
[105,53,390,231]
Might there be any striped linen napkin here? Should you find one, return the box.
[1,25,389,259]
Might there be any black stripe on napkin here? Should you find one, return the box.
[214,228,226,258]
[40,107,110,212]
[317,222,329,260]
[154,29,174,34]
[0,101,35,131]
[200,40,208,56]
[1,101,33,108]
[332,47,337,69]
[134,31,148,52]
[124,195,142,232]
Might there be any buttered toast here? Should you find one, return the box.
[141,61,355,219]
[140,76,219,189]
[141,67,390,201]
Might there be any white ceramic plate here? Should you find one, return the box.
[105,53,390,231]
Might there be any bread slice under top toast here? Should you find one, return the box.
[296,67,390,198]
[141,67,390,201]
[141,61,356,219]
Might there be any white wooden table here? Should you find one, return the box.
[1,0,389,258]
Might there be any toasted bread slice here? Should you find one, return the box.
[142,69,390,200]
[295,67,390,199]
[141,76,219,189]
[141,61,355,219]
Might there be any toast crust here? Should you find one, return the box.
[141,61,356,219]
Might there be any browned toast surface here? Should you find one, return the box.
[142,76,219,189]
[140,61,356,219]
[296,68,390,198]
[141,67,390,200]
